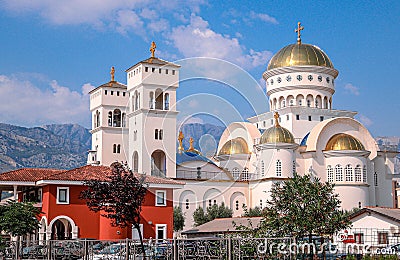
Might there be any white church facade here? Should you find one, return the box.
[87,27,398,229]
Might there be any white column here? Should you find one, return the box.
[13,185,18,200]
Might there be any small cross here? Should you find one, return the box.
[274,112,280,126]
[295,22,304,44]
[110,66,115,82]
[150,41,156,58]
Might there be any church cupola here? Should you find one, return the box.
[263,22,338,111]
[260,112,295,144]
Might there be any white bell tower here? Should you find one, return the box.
[87,67,129,166]
[126,42,179,178]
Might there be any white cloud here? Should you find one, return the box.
[0,74,94,127]
[169,15,272,69]
[188,99,199,108]
[358,114,373,126]
[115,9,145,36]
[249,11,278,24]
[344,83,360,96]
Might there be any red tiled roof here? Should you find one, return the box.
[46,165,185,185]
[0,168,64,182]
[0,165,184,186]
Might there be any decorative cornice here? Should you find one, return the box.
[323,150,371,158]
[267,84,335,96]
[263,66,339,79]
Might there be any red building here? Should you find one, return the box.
[0,165,183,240]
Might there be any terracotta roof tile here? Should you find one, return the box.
[44,165,185,185]
[0,168,64,182]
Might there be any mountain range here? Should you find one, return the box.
[0,122,398,174]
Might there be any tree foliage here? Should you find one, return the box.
[242,205,263,217]
[0,200,41,237]
[193,203,233,226]
[173,206,185,232]
[257,174,351,239]
[80,162,148,255]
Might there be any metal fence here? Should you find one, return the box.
[1,233,400,260]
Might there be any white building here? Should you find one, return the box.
[87,30,398,229]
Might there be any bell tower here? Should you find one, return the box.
[126,42,180,178]
[87,67,129,166]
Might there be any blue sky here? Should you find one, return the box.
[0,0,399,136]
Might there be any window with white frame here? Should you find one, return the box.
[155,190,166,206]
[276,160,282,176]
[156,224,167,240]
[355,165,362,182]
[261,161,265,177]
[132,224,143,240]
[345,165,353,182]
[335,165,343,182]
[57,187,69,204]
[327,166,334,183]
[363,166,367,182]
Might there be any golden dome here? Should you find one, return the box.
[325,134,365,151]
[267,43,334,70]
[260,112,295,144]
[218,137,250,156]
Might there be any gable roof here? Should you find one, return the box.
[350,207,400,224]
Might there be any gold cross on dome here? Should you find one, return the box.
[274,112,280,127]
[150,41,156,58]
[295,22,304,44]
[110,66,115,82]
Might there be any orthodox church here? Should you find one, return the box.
[87,24,398,229]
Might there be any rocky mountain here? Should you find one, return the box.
[0,123,91,173]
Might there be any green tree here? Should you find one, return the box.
[80,162,148,258]
[0,200,41,251]
[193,202,233,226]
[173,206,185,232]
[242,205,263,217]
[256,174,351,257]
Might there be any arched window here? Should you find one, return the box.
[94,110,100,128]
[374,172,378,186]
[159,130,163,140]
[276,160,282,176]
[345,165,353,181]
[149,92,154,109]
[155,89,163,110]
[133,152,139,172]
[122,113,126,127]
[113,144,116,153]
[327,165,334,183]
[164,93,170,110]
[241,168,249,181]
[117,144,121,154]
[232,168,240,180]
[355,165,362,182]
[155,129,159,140]
[261,161,265,177]
[113,109,121,127]
[335,165,343,182]
[108,112,113,126]
[363,165,367,182]
[134,91,139,110]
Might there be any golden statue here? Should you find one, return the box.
[178,131,185,153]
[150,41,156,58]
[295,22,304,44]
[110,66,115,82]
[274,112,281,127]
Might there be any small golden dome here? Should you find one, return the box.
[325,133,365,151]
[260,112,295,144]
[218,137,250,156]
[267,43,334,70]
